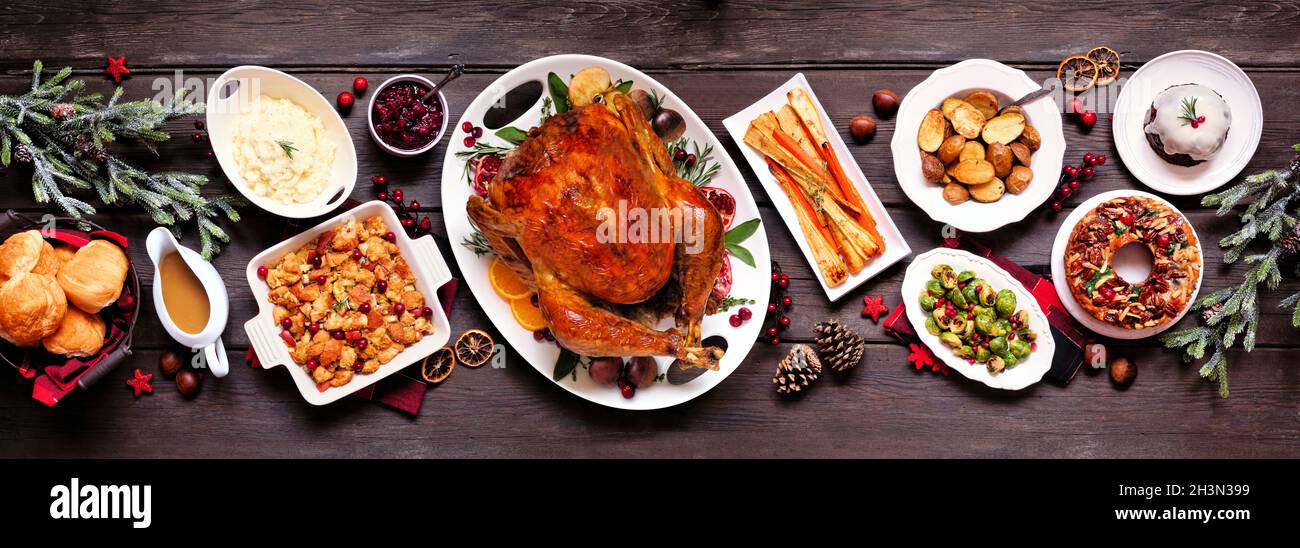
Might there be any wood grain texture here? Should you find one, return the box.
[1,2,1298,458]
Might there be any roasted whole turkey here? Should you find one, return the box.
[467,92,726,369]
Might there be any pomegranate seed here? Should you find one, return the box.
[1008,331,1016,341]
[461,121,473,133]
[257,265,269,279]
[1031,342,1038,351]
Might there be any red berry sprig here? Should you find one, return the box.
[761,262,793,345]
[1047,152,1107,212]
[371,175,434,238]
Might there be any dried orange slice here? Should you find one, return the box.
[1057,55,1098,92]
[488,257,532,300]
[510,296,547,332]
[421,346,455,383]
[1087,46,1122,86]
[454,329,495,368]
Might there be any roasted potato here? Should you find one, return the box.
[987,142,1012,178]
[946,101,986,139]
[1009,142,1033,166]
[1006,166,1033,194]
[950,159,995,185]
[917,109,946,152]
[959,141,985,162]
[941,98,965,119]
[943,182,970,205]
[969,178,1005,203]
[964,91,1000,120]
[568,66,612,108]
[921,153,945,183]
[1000,105,1025,117]
[981,112,1026,144]
[1018,124,1042,151]
[937,135,966,165]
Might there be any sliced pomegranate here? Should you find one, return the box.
[470,154,502,197]
[698,186,736,228]
[711,255,733,303]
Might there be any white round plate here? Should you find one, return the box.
[902,248,1055,390]
[891,59,1066,233]
[440,54,771,410]
[207,65,358,218]
[1050,190,1204,339]
[1112,50,1263,196]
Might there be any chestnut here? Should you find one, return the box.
[1084,343,1107,369]
[1109,357,1137,388]
[159,350,184,377]
[873,88,900,117]
[652,108,685,141]
[588,357,623,385]
[176,368,203,398]
[625,356,658,389]
[849,115,877,144]
[627,89,656,120]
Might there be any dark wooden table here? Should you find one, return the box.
[2,1,1298,458]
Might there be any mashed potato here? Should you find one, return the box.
[231,96,335,204]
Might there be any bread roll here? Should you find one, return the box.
[0,230,47,278]
[0,272,67,347]
[56,240,129,313]
[30,240,61,276]
[43,306,106,357]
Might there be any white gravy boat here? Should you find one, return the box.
[145,227,230,377]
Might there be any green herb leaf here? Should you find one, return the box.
[725,218,761,245]
[552,348,580,381]
[716,295,755,314]
[614,80,633,94]
[547,72,571,114]
[495,126,528,145]
[726,242,756,268]
[277,140,297,159]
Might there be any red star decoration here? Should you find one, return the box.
[907,343,948,376]
[860,294,889,323]
[126,368,153,397]
[105,56,131,83]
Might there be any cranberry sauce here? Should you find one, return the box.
[372,82,444,150]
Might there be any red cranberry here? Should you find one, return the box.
[280,317,292,329]
[1080,110,1097,128]
[1095,154,1107,165]
[337,91,355,109]
[306,359,319,371]
[357,339,368,350]
[1099,286,1117,300]
[351,249,363,260]
[1069,97,1084,114]
[418,218,432,231]
[353,77,368,94]
[257,265,269,279]
[1069,180,1080,190]
[769,337,781,345]
[1052,202,1062,211]
[766,327,779,338]
[674,148,687,162]
[779,316,791,328]
[409,200,420,212]
[771,273,780,282]
[358,302,371,314]
[194,120,205,130]
[686,154,698,168]
[311,254,323,267]
[402,218,415,228]
[1117,211,1134,225]
[192,132,203,142]
[393,303,406,315]
[461,121,473,133]
[376,280,388,293]
[767,303,778,314]
[1059,185,1072,198]
[1063,165,1079,178]
[729,314,742,327]
[533,330,545,341]
[377,191,388,201]
[464,137,476,147]
[371,175,388,185]
[782,296,793,307]
[384,231,396,242]
[353,363,363,372]
[392,189,403,203]
[1081,166,1095,179]
[737,307,752,321]
[620,384,635,399]
[1082,152,1096,166]
[308,323,320,335]
[205,150,215,158]
[315,275,327,285]
[1155,233,1172,248]
[333,330,345,340]
[471,127,483,138]
[421,306,433,318]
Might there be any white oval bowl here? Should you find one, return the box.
[440,54,771,410]
[206,65,357,219]
[902,247,1056,390]
[366,74,449,157]
[891,59,1065,233]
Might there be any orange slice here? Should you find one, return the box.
[1057,55,1098,92]
[510,296,547,332]
[489,257,533,300]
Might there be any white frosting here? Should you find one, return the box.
[1144,84,1230,161]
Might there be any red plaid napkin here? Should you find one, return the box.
[243,199,459,415]
[883,236,1090,385]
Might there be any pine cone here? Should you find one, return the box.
[773,344,822,394]
[1201,302,1224,324]
[13,144,33,164]
[49,103,76,121]
[1280,224,1300,256]
[813,319,865,372]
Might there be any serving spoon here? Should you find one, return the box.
[420,64,465,103]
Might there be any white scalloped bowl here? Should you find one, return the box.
[891,59,1065,233]
[207,65,358,219]
[902,248,1055,390]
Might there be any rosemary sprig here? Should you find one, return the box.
[277,139,297,159]
[1178,96,1200,127]
[455,142,514,185]
[461,229,494,256]
[668,137,722,186]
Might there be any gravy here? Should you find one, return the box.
[159,252,210,334]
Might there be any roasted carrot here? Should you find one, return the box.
[768,161,847,286]
[822,142,883,250]
[767,157,835,248]
[771,128,862,216]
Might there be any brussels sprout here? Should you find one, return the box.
[931,264,952,279]
[919,294,937,312]
[998,351,1019,368]
[940,332,962,348]
[995,318,1012,336]
[995,289,1017,318]
[974,347,992,362]
[957,270,976,284]
[926,279,945,297]
[989,336,1008,355]
[932,307,950,329]
[972,305,991,317]
[986,355,1006,373]
[948,315,967,333]
[974,311,996,334]
[940,268,959,289]
[1013,309,1030,326]
[962,284,979,306]
[1010,339,1032,359]
[955,345,974,358]
[1017,328,1037,342]
[948,288,969,309]
[975,281,996,306]
[960,317,975,339]
[924,316,941,336]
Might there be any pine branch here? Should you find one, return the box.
[1162,144,1300,397]
[0,60,243,259]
